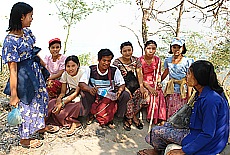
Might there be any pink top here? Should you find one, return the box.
[44,54,67,76]
[138,55,161,87]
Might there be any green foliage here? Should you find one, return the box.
[209,41,230,71]
[208,17,230,71]
[185,31,210,61]
[78,52,91,66]
[49,0,131,54]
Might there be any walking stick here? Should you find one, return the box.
[148,60,160,133]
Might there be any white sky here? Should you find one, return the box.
[0,0,144,60]
[0,0,210,61]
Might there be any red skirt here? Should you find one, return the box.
[46,80,62,99]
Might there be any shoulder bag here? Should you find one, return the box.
[117,59,140,94]
[167,91,196,129]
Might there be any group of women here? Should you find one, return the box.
[2,2,229,154]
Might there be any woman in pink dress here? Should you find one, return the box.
[138,40,167,125]
[43,38,67,99]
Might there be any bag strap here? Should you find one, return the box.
[187,90,196,107]
[117,58,138,77]
[117,59,129,72]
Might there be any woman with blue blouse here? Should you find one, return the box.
[137,60,229,155]
[162,37,194,119]
[2,2,48,148]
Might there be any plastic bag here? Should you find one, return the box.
[7,107,22,126]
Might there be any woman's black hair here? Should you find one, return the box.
[144,40,157,49]
[120,41,133,52]
[7,2,33,32]
[65,55,80,67]
[189,60,223,94]
[98,49,114,60]
[169,44,187,54]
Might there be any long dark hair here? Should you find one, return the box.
[189,60,223,94]
[7,2,33,32]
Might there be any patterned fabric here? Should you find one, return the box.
[125,89,148,118]
[139,55,167,124]
[2,28,48,139]
[46,79,62,99]
[113,56,146,119]
[145,122,189,151]
[113,56,141,77]
[166,93,188,118]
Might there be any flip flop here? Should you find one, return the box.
[21,139,43,149]
[137,149,160,155]
[46,125,60,133]
[66,125,83,137]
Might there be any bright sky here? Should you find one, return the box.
[1,0,145,60]
[0,0,208,61]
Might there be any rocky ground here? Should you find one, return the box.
[0,65,152,155]
[0,100,152,155]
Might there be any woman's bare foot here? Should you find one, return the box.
[137,148,160,155]
[20,139,43,148]
[66,122,82,136]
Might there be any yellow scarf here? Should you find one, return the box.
[164,78,187,99]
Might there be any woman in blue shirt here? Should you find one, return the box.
[138,60,229,155]
[167,60,229,155]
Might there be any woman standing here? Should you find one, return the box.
[46,55,84,136]
[113,41,147,131]
[2,2,48,148]
[162,37,194,118]
[138,40,167,125]
[43,38,67,99]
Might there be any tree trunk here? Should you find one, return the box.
[176,0,185,37]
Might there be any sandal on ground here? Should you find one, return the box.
[20,139,43,149]
[46,125,60,133]
[123,117,132,131]
[66,124,83,137]
[101,121,116,129]
[86,115,94,125]
[133,119,143,130]
[105,121,116,129]
[137,149,160,155]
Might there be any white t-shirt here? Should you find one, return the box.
[60,67,85,89]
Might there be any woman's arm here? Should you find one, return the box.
[136,67,148,98]
[161,68,169,82]
[8,62,20,107]
[143,81,157,96]
[48,69,64,80]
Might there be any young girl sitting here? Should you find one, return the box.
[46,55,85,136]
